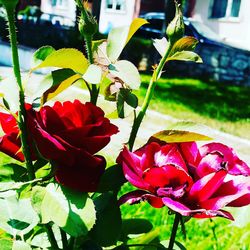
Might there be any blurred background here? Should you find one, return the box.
[0,1,250,249]
[0,0,250,85]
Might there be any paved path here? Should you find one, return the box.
[0,65,249,165]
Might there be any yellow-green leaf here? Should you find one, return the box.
[150,122,213,143]
[107,18,148,62]
[32,48,89,74]
[170,36,199,56]
[167,51,202,63]
[125,18,149,45]
[41,74,81,105]
[83,64,102,84]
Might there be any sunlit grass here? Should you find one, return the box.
[135,74,250,139]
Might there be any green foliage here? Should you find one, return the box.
[97,164,126,192]
[117,88,138,118]
[107,18,148,62]
[31,46,55,68]
[89,192,122,246]
[40,68,81,105]
[0,195,39,236]
[31,183,96,237]
[0,163,28,182]
[32,48,89,74]
[167,51,202,63]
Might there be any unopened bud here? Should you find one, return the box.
[166,2,184,44]
[76,0,98,37]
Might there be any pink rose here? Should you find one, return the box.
[118,141,250,220]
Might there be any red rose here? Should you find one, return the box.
[0,111,24,161]
[118,141,250,220]
[0,100,119,191]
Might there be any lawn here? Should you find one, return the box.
[135,74,250,140]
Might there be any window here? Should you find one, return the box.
[105,0,126,12]
[210,0,241,19]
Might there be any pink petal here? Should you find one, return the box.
[162,197,233,220]
[117,147,151,190]
[200,177,250,210]
[189,170,227,202]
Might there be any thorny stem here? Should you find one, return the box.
[168,213,181,250]
[128,43,173,150]
[5,5,35,180]
[84,34,99,104]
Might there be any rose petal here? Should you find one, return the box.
[189,170,227,202]
[0,133,24,161]
[55,153,106,192]
[200,177,250,210]
[162,197,234,220]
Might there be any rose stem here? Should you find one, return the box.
[75,0,99,105]
[4,3,35,180]
[84,35,99,104]
[168,213,181,250]
[60,228,69,249]
[128,43,173,150]
[45,224,60,250]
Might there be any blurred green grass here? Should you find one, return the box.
[135,75,250,139]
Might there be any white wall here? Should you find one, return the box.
[41,0,76,24]
[99,0,136,34]
[193,0,250,50]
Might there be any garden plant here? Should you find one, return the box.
[0,0,250,249]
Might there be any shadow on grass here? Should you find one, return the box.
[141,77,250,122]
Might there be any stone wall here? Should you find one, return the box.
[166,42,250,86]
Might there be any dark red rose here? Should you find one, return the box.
[0,100,118,192]
[118,141,250,220]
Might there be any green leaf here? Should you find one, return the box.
[83,64,102,84]
[3,97,10,110]
[89,192,122,247]
[169,36,199,56]
[31,48,89,74]
[0,163,28,182]
[167,51,202,63]
[31,183,96,237]
[149,122,213,143]
[40,68,81,105]
[121,219,153,238]
[116,90,125,118]
[119,88,138,108]
[97,164,126,192]
[31,46,55,68]
[136,228,160,249]
[126,18,149,45]
[12,241,32,250]
[0,196,39,236]
[0,238,13,250]
[107,18,148,62]
[92,39,106,54]
[109,60,141,89]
